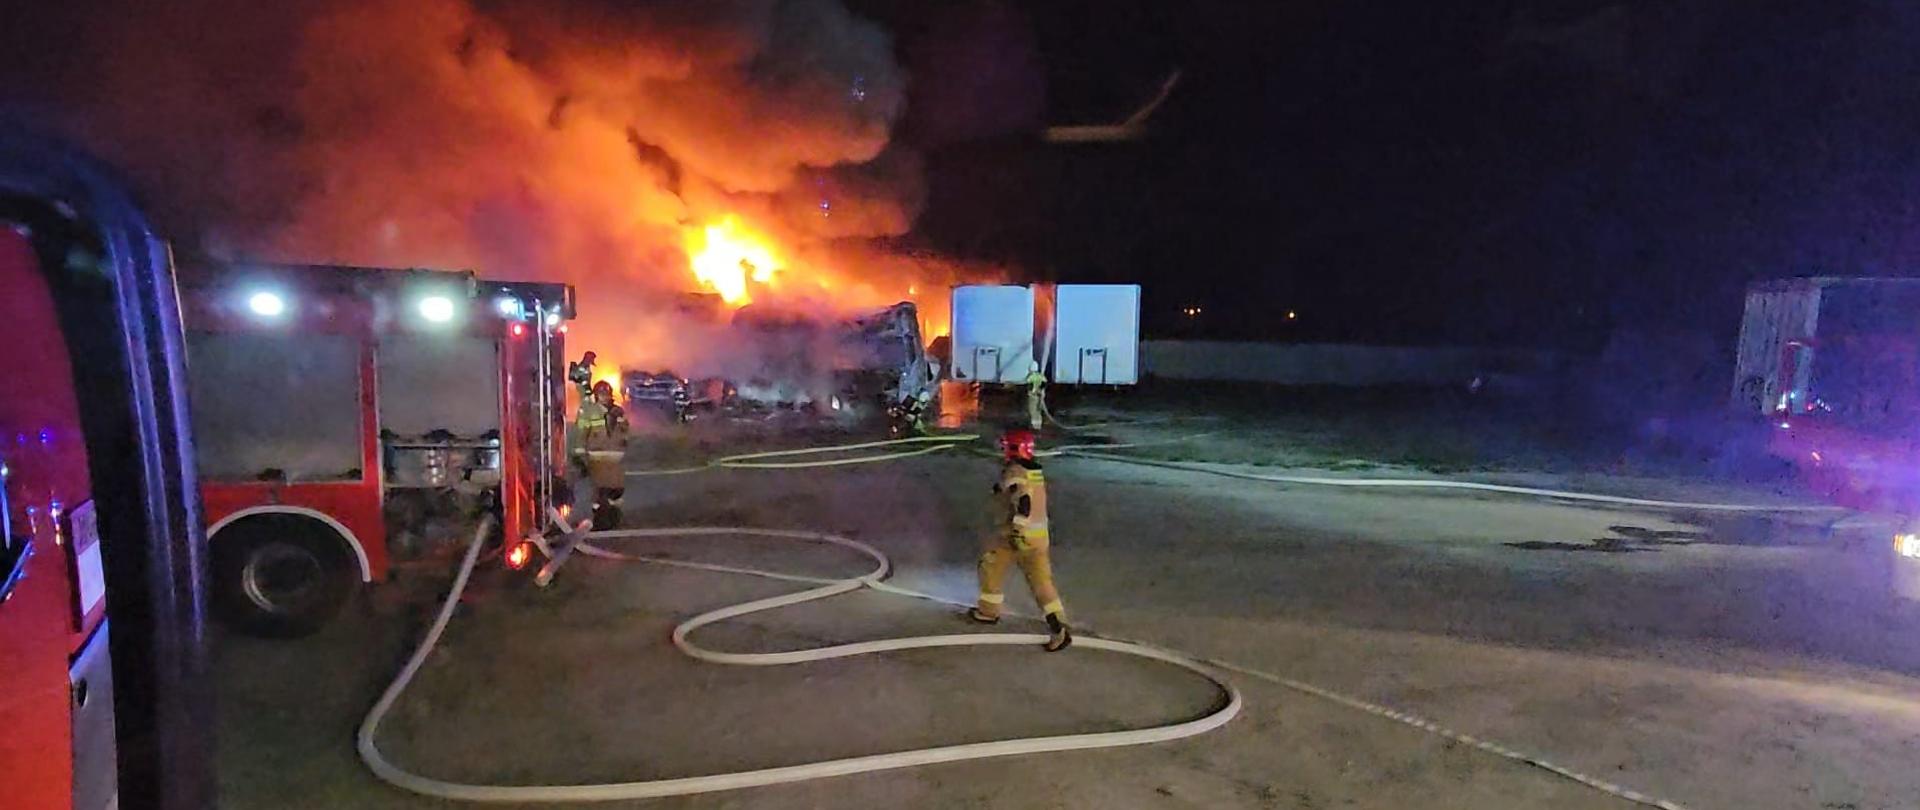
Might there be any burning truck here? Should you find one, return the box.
[623,299,938,424]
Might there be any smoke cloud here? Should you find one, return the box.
[0,0,987,373]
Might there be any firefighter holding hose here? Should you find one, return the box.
[968,426,1072,651]
[1024,361,1047,430]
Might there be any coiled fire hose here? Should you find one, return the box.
[354,434,1723,808]
[356,518,1243,802]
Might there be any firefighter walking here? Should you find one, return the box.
[968,427,1072,651]
[1024,361,1047,430]
[574,379,629,529]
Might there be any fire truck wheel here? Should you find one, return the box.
[212,515,358,638]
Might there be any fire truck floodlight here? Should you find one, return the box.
[418,295,457,323]
[495,296,523,318]
[544,311,561,327]
[246,291,287,318]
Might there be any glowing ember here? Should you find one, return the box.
[686,217,785,306]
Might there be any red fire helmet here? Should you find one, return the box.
[999,427,1037,460]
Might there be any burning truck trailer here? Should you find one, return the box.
[181,263,577,636]
[624,299,938,427]
[1731,277,1920,598]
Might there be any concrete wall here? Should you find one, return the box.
[1140,340,1558,386]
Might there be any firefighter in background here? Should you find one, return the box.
[891,387,934,437]
[1024,360,1047,430]
[574,379,629,529]
[967,426,1072,651]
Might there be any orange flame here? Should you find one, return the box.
[685,216,784,306]
[591,365,622,392]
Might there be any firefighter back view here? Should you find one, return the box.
[969,426,1071,651]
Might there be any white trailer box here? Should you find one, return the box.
[1053,284,1141,385]
[1730,277,1920,414]
[950,284,1036,384]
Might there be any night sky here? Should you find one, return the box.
[861,0,1920,349]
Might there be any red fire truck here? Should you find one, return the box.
[1,134,212,809]
[1,135,585,808]
[180,262,576,635]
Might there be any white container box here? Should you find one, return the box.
[1053,284,1140,385]
[950,284,1036,384]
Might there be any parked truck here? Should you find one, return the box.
[1732,277,1920,598]
[183,263,577,636]
[1731,277,1920,418]
[1,138,593,809]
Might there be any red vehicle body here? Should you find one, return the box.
[2,135,212,809]
[182,263,576,635]
[1768,415,1920,513]
[1,218,119,810]
[1,134,587,807]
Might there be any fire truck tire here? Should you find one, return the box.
[211,515,359,638]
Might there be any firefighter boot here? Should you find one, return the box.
[591,487,625,530]
[1044,612,1072,652]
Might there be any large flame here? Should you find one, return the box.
[685,217,785,306]
[6,0,994,377]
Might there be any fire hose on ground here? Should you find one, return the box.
[1040,400,1840,514]
[348,432,1782,809]
[1063,449,1846,514]
[625,433,981,476]
[356,516,1243,802]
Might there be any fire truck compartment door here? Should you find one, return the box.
[69,621,117,810]
[0,219,82,809]
[188,333,365,482]
[377,335,503,437]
